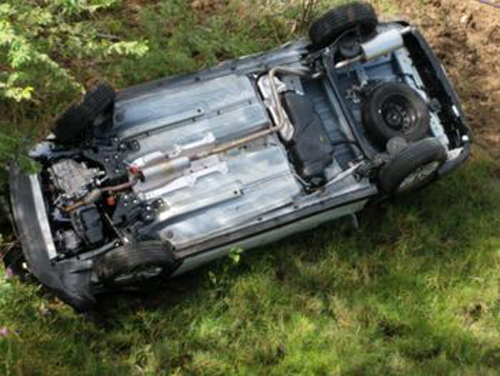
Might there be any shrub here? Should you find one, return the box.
[0,0,149,169]
[0,0,148,102]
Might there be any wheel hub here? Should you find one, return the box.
[398,161,441,193]
[380,94,417,133]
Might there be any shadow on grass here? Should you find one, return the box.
[62,154,500,374]
[1,153,498,375]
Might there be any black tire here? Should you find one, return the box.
[0,194,12,233]
[378,138,447,194]
[362,82,431,149]
[93,241,177,286]
[309,2,378,50]
[53,83,115,144]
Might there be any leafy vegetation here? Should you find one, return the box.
[1,0,499,375]
[0,0,148,169]
[0,0,148,102]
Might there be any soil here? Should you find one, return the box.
[393,0,500,158]
[191,0,229,14]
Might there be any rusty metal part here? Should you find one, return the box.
[102,178,139,193]
[62,189,102,213]
[63,177,139,213]
[141,157,190,181]
[193,128,275,160]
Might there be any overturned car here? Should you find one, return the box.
[7,3,471,311]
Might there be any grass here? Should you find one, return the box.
[1,0,500,375]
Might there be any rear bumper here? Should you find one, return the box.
[404,24,473,175]
[9,166,95,311]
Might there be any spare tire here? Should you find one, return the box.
[53,83,115,144]
[93,241,178,286]
[309,2,378,50]
[378,138,447,194]
[362,82,430,149]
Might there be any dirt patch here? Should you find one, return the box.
[393,0,500,158]
[191,0,229,14]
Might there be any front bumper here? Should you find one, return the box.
[9,166,95,311]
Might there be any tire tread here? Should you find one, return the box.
[378,138,447,194]
[309,2,378,49]
[93,241,177,285]
[53,83,115,144]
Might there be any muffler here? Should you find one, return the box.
[335,26,415,69]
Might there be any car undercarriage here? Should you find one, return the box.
[7,3,471,311]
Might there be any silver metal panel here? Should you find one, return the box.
[159,182,243,222]
[115,74,265,140]
[112,67,375,268]
[150,139,302,248]
[116,40,308,104]
[117,74,272,164]
[127,102,270,162]
[115,72,304,253]
[29,175,58,260]
[172,199,369,276]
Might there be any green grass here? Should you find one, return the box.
[2,1,500,375]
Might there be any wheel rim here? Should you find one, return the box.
[398,161,441,193]
[113,266,164,285]
[379,94,418,134]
